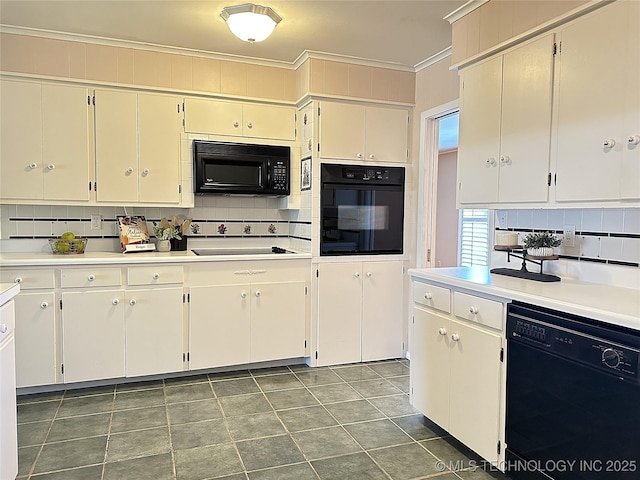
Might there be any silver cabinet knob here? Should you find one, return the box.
[0,324,7,334]
[469,306,479,315]
[142,168,150,176]
[500,155,511,165]
[233,121,239,128]
[47,164,56,170]
[255,290,261,297]
[368,154,375,159]
[129,299,136,306]
[28,163,38,170]
[603,139,616,148]
[152,272,160,279]
[247,122,253,129]
[451,333,460,342]
[424,292,433,300]
[366,272,372,277]
[40,301,49,309]
[356,153,363,158]
[112,299,120,305]
[438,327,447,336]
[87,274,95,281]
[14,277,23,284]
[240,291,247,298]
[354,272,360,278]
[628,135,640,146]
[486,157,496,167]
[126,167,134,174]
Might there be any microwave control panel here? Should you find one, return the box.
[272,160,289,191]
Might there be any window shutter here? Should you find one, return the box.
[459,209,490,267]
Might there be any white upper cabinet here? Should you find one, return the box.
[183,97,296,141]
[457,34,554,206]
[0,80,91,202]
[94,89,181,204]
[555,0,640,202]
[319,101,409,163]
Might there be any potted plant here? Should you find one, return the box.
[152,218,182,252]
[523,231,562,257]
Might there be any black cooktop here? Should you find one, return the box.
[191,246,295,256]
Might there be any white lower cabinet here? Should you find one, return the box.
[410,280,504,463]
[316,261,404,366]
[0,299,18,480]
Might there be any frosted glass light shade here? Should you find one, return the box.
[221,4,282,43]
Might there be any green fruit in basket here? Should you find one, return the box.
[73,240,85,253]
[55,241,70,253]
[61,231,75,240]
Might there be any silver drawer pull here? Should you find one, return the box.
[153,273,160,279]
[424,292,432,300]
[0,324,7,334]
[240,291,247,299]
[112,299,120,305]
[469,306,479,315]
[438,327,447,336]
[255,290,261,297]
[87,274,95,281]
[40,302,49,309]
[129,299,136,306]
[14,277,23,284]
[451,333,460,342]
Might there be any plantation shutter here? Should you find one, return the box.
[459,209,490,266]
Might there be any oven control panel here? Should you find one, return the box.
[344,167,391,181]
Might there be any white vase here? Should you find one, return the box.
[157,239,171,252]
[527,247,554,257]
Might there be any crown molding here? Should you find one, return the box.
[443,0,489,24]
[414,47,452,72]
[293,50,415,72]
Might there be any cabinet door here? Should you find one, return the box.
[0,80,43,200]
[183,97,243,136]
[621,0,640,200]
[94,89,138,203]
[555,1,628,202]
[42,84,91,201]
[449,319,502,463]
[316,263,362,366]
[61,290,125,383]
[365,107,408,163]
[319,102,365,160]
[189,285,250,370]
[14,293,57,388]
[250,281,305,363]
[499,34,554,203]
[0,302,18,480]
[410,307,450,430]
[242,104,296,141]
[138,93,181,204]
[125,287,183,377]
[361,261,403,361]
[457,56,502,204]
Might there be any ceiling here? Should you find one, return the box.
[0,0,466,69]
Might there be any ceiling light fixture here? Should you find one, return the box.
[220,3,282,43]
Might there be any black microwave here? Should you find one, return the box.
[193,140,290,196]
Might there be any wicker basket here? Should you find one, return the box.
[49,238,88,254]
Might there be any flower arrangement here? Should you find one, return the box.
[152,217,184,240]
[522,231,562,249]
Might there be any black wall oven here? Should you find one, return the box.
[320,163,404,256]
[506,302,640,480]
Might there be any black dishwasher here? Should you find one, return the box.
[506,301,640,480]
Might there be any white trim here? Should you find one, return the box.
[414,47,451,72]
[443,0,488,24]
[417,99,460,268]
[293,50,416,72]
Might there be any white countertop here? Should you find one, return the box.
[0,282,20,306]
[408,266,640,331]
[0,250,311,267]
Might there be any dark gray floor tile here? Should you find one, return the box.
[236,434,304,471]
[168,399,223,424]
[63,384,115,398]
[331,365,380,382]
[311,452,387,480]
[368,394,419,417]
[106,426,171,462]
[110,405,168,433]
[18,420,51,447]
[17,400,60,423]
[308,384,361,404]
[387,375,410,393]
[32,436,107,474]
[349,378,403,398]
[116,379,164,392]
[17,391,64,405]
[171,418,231,450]
[46,412,111,442]
[165,382,215,404]
[323,400,384,424]
[254,373,303,391]
[366,361,409,378]
[30,465,104,479]
[277,406,338,432]
[18,445,40,476]
[164,373,210,386]
[226,412,286,441]
[344,419,413,449]
[213,377,261,397]
[175,443,244,479]
[104,452,174,480]
[369,443,440,480]
[294,369,343,387]
[113,387,165,410]
[248,462,319,480]
[265,388,319,410]
[56,395,113,418]
[421,437,480,467]
[292,426,361,460]
[219,393,272,417]
[391,414,446,441]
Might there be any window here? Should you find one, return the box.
[459,209,490,266]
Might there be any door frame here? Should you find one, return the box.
[417,99,459,268]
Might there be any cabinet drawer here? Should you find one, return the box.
[453,292,503,330]
[0,269,55,289]
[61,268,121,288]
[0,301,16,343]
[413,282,450,313]
[127,266,184,286]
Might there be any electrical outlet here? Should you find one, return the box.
[90,214,102,230]
[562,225,575,247]
[497,211,508,229]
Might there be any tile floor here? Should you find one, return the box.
[16,360,512,480]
